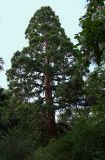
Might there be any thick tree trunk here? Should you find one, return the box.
[45,56,57,138]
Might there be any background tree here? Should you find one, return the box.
[0,58,4,71]
[75,0,105,65]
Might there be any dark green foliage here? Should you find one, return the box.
[0,88,5,105]
[28,133,72,160]
[29,116,105,160]
[0,103,48,160]
[0,89,11,138]
[75,0,105,65]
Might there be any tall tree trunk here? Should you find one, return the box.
[45,56,57,138]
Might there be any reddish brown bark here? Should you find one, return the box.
[44,56,57,138]
[47,111,57,138]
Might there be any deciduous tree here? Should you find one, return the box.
[75,0,105,65]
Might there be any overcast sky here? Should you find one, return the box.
[0,0,86,88]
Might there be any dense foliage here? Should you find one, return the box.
[75,0,105,65]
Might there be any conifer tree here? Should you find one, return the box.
[7,6,76,138]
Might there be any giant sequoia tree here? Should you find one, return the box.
[7,6,76,138]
